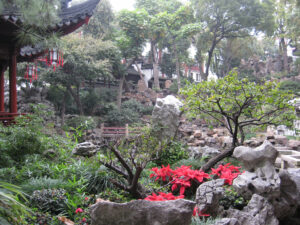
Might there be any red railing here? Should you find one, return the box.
[0,112,27,125]
[100,124,142,138]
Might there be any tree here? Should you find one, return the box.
[153,5,202,90]
[192,0,275,80]
[116,9,149,109]
[181,71,295,172]
[99,130,166,198]
[83,0,114,39]
[42,35,123,116]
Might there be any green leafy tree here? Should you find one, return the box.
[181,71,295,172]
[192,0,275,80]
[83,0,115,39]
[42,35,123,115]
[116,9,149,108]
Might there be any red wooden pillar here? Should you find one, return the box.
[0,67,4,112]
[9,50,17,113]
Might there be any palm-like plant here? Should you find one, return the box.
[0,182,30,225]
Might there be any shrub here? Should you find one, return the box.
[84,168,114,194]
[219,186,248,210]
[30,189,68,214]
[154,141,189,166]
[0,182,30,225]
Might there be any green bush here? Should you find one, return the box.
[30,189,68,215]
[84,168,114,194]
[154,141,189,166]
[172,158,207,170]
[0,117,44,168]
[219,186,248,210]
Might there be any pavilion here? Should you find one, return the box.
[0,0,100,122]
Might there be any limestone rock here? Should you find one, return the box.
[152,95,183,139]
[274,135,288,146]
[233,140,278,172]
[288,140,300,151]
[272,170,299,219]
[233,141,280,200]
[90,199,195,225]
[72,142,98,157]
[225,194,279,225]
[213,218,240,225]
[195,179,225,217]
[202,146,220,159]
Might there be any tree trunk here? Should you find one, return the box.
[173,43,181,91]
[280,38,289,72]
[135,62,148,88]
[61,92,67,127]
[201,147,235,172]
[152,42,160,90]
[117,74,125,111]
[67,86,84,115]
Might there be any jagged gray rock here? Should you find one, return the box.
[195,179,225,217]
[152,95,183,139]
[90,199,195,225]
[233,140,280,200]
[213,218,240,225]
[272,170,299,219]
[202,146,220,159]
[72,142,98,157]
[225,194,279,225]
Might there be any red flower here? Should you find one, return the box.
[75,208,83,214]
[150,165,173,182]
[84,197,89,201]
[193,207,210,217]
[82,217,87,222]
[144,192,184,201]
[210,163,242,185]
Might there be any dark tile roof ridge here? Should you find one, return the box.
[1,0,100,24]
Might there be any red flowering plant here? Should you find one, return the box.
[150,165,210,196]
[144,192,184,201]
[211,163,242,185]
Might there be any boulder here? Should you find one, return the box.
[72,142,98,157]
[213,218,240,225]
[90,199,196,225]
[225,194,279,225]
[233,141,280,200]
[202,146,220,160]
[272,170,299,219]
[288,140,300,151]
[274,135,288,146]
[188,146,202,159]
[152,95,183,140]
[195,179,225,217]
[233,140,278,172]
[193,130,202,138]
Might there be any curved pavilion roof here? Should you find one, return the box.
[0,0,100,65]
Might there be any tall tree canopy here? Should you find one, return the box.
[192,0,275,79]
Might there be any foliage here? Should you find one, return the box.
[220,186,248,210]
[154,141,189,166]
[30,189,68,215]
[0,182,30,225]
[279,80,300,96]
[190,217,219,225]
[97,189,134,203]
[103,99,152,126]
[172,158,207,170]
[192,0,275,78]
[181,71,296,148]
[84,168,114,194]
[0,115,46,168]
